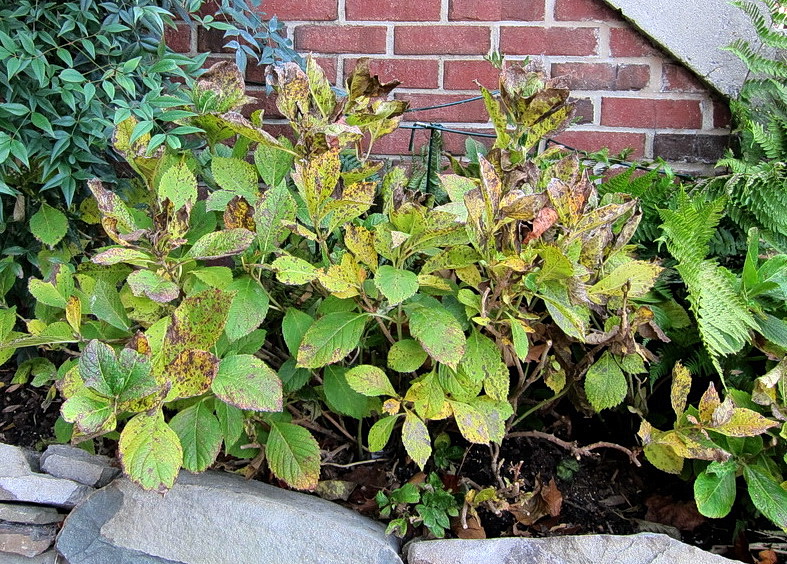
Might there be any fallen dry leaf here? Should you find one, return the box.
[755,549,778,564]
[541,478,563,517]
[644,494,705,532]
[451,515,486,539]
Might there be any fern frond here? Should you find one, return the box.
[731,0,787,50]
[658,192,726,262]
[726,40,787,78]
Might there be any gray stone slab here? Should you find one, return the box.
[40,445,119,488]
[405,533,736,564]
[0,550,58,563]
[0,504,63,526]
[0,522,57,558]
[0,444,93,509]
[57,471,402,564]
[603,0,761,96]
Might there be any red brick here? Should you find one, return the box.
[165,22,193,54]
[653,133,729,163]
[395,94,489,122]
[500,27,598,56]
[551,63,650,91]
[661,63,705,92]
[259,123,297,144]
[609,28,660,57]
[242,91,284,119]
[254,0,337,21]
[395,26,490,55]
[553,130,646,157]
[444,60,500,90]
[442,129,494,154]
[295,25,387,54]
[198,27,233,53]
[571,97,594,124]
[601,98,702,129]
[449,0,544,21]
[370,126,493,155]
[347,0,440,21]
[554,0,621,21]
[344,58,439,89]
[713,100,732,129]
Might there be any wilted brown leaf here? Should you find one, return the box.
[452,515,487,539]
[644,494,705,532]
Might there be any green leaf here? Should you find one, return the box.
[282,308,314,356]
[158,161,197,211]
[345,365,396,397]
[388,339,428,373]
[272,256,319,286]
[584,351,627,411]
[323,366,379,419]
[164,289,231,363]
[374,266,419,305]
[119,410,183,493]
[211,156,259,197]
[60,69,85,83]
[29,204,68,247]
[224,276,269,342]
[254,182,296,257]
[589,260,663,298]
[402,411,431,469]
[165,349,219,400]
[92,248,154,267]
[127,270,179,304]
[254,143,295,188]
[743,464,787,529]
[405,297,466,369]
[212,355,282,412]
[510,319,530,360]
[61,389,116,435]
[369,415,399,452]
[278,359,311,393]
[215,400,245,448]
[169,400,222,473]
[694,463,737,519]
[188,228,254,260]
[79,340,157,403]
[90,278,130,331]
[28,279,68,309]
[266,420,320,490]
[459,330,501,384]
[297,312,368,369]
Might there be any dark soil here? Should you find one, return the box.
[0,368,62,448]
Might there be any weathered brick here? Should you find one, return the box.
[198,27,233,54]
[661,63,705,92]
[554,0,622,21]
[347,0,440,21]
[243,93,285,120]
[395,26,491,55]
[500,27,598,56]
[601,98,702,129]
[448,0,544,21]
[571,97,594,124]
[444,60,500,90]
[254,0,338,20]
[395,94,489,122]
[553,130,646,157]
[344,58,439,89]
[165,22,193,54]
[713,100,732,129]
[552,63,650,91]
[295,25,387,54]
[653,133,730,163]
[609,28,661,57]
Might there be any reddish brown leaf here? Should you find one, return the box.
[523,207,558,243]
[452,515,487,539]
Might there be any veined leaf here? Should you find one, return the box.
[743,464,787,530]
[169,399,222,473]
[282,308,314,357]
[119,410,183,492]
[90,278,130,331]
[79,340,157,403]
[323,365,379,419]
[388,339,428,373]
[345,365,396,397]
[164,289,231,363]
[215,400,245,448]
[254,183,296,257]
[404,296,466,369]
[254,141,295,188]
[212,355,282,412]
[450,400,490,444]
[402,411,431,469]
[711,408,778,437]
[368,415,399,452]
[61,389,116,436]
[584,352,627,412]
[695,462,737,519]
[212,156,259,198]
[165,349,219,400]
[127,270,179,304]
[297,312,368,368]
[510,319,530,360]
[266,420,320,490]
[272,256,319,286]
[188,228,254,260]
[374,265,419,305]
[29,204,68,247]
[158,161,197,211]
[224,276,269,342]
[670,362,692,417]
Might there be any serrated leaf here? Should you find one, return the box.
[584,351,627,412]
[79,340,157,403]
[267,420,320,490]
[164,289,231,364]
[272,256,319,285]
[402,411,431,469]
[297,312,367,369]
[169,399,222,473]
[61,389,116,435]
[323,365,379,419]
[404,297,466,369]
[90,278,130,331]
[743,465,787,530]
[695,464,736,519]
[671,362,691,417]
[345,365,396,397]
[460,330,502,384]
[165,349,219,400]
[282,308,314,356]
[119,410,183,492]
[224,276,269,342]
[369,415,399,452]
[510,319,530,360]
[212,355,282,412]
[128,270,179,304]
[484,361,510,402]
[158,161,197,211]
[29,278,67,308]
[254,142,294,188]
[211,156,258,197]
[215,400,245,447]
[388,339,428,372]
[711,408,778,437]
[254,183,296,257]
[374,265,419,305]
[92,248,153,266]
[29,204,68,246]
[450,400,490,444]
[188,228,254,260]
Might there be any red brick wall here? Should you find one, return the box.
[175,0,732,168]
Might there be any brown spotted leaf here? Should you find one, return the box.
[670,362,692,417]
[224,196,256,230]
[699,382,722,424]
[194,61,254,113]
[164,289,231,364]
[187,228,254,260]
[212,354,282,412]
[127,270,180,304]
[344,224,378,271]
[165,349,219,400]
[711,408,778,437]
